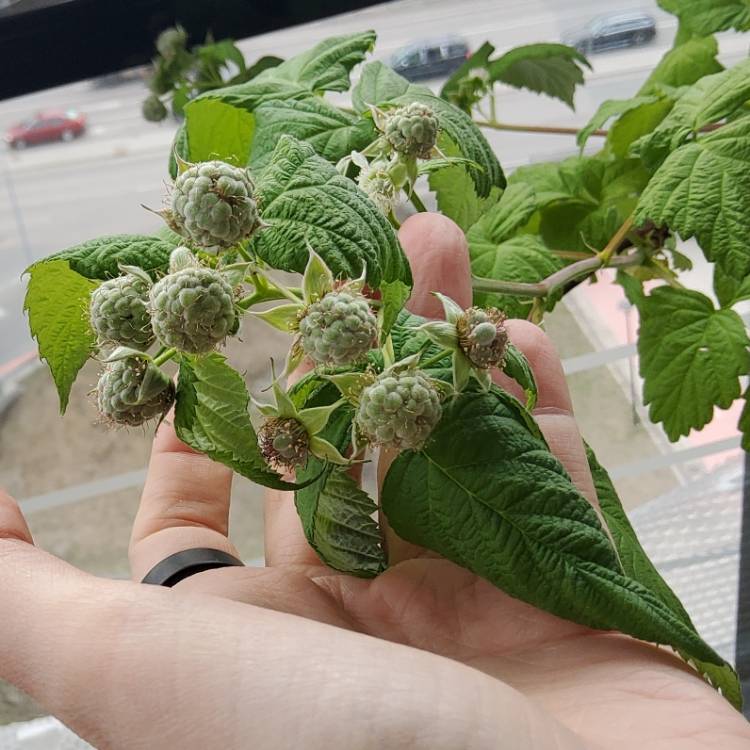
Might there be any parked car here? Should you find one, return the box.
[390,36,469,81]
[4,110,86,149]
[562,11,656,55]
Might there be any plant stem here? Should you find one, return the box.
[475,119,607,138]
[236,244,253,262]
[598,214,635,263]
[408,190,428,213]
[420,349,452,369]
[388,210,401,229]
[472,248,645,299]
[153,348,177,366]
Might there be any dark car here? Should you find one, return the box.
[562,11,656,55]
[390,36,469,81]
[4,109,86,149]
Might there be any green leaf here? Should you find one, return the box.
[471,183,538,241]
[637,286,750,440]
[43,234,175,280]
[379,279,411,337]
[267,31,375,93]
[658,0,750,35]
[488,43,591,109]
[638,35,723,95]
[381,389,726,667]
[24,260,97,413]
[615,270,645,308]
[607,97,675,159]
[439,42,494,111]
[587,444,742,709]
[295,385,386,577]
[252,135,411,289]
[175,353,299,490]
[577,95,662,150]
[352,61,429,113]
[634,60,750,168]
[714,264,750,308]
[502,343,537,409]
[440,42,590,110]
[470,235,562,319]
[185,98,255,165]
[634,117,750,278]
[510,156,648,252]
[251,97,376,169]
[428,133,501,231]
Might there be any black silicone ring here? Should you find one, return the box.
[141,548,245,587]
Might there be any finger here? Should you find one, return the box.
[495,320,597,508]
[379,213,473,563]
[129,418,238,582]
[0,487,34,545]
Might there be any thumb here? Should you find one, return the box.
[377,213,472,564]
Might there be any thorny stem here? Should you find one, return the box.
[472,248,645,299]
[475,119,608,137]
[408,190,428,213]
[153,348,177,366]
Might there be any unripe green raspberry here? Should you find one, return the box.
[457,307,508,369]
[257,417,310,471]
[384,103,439,159]
[149,267,236,354]
[97,356,174,426]
[169,160,260,250]
[156,26,188,60]
[142,94,168,122]
[298,291,377,366]
[356,369,442,451]
[89,274,155,350]
[168,245,199,273]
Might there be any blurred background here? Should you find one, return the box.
[0,0,749,741]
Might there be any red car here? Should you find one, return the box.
[5,110,86,149]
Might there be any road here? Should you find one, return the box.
[0,0,746,370]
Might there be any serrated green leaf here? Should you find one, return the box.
[511,156,648,253]
[488,43,590,109]
[637,286,750,441]
[577,95,662,150]
[175,353,298,490]
[379,278,411,337]
[252,135,411,289]
[382,389,726,668]
[352,60,429,113]
[43,234,175,280]
[24,260,97,413]
[638,35,723,95]
[739,388,750,452]
[586,443,742,709]
[470,235,562,319]
[295,385,386,577]
[634,60,750,168]
[268,31,375,92]
[251,97,376,169]
[428,133,501,231]
[714,264,750,308]
[501,343,537,409]
[439,42,494,111]
[635,117,750,278]
[184,98,255,165]
[607,97,675,158]
[615,270,645,308]
[658,0,750,35]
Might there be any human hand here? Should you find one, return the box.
[1,214,748,749]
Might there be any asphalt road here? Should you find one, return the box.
[0,0,745,370]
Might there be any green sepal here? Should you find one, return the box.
[299,400,346,436]
[251,303,302,332]
[325,371,376,404]
[302,246,335,303]
[309,435,350,465]
[418,320,459,350]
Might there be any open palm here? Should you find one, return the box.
[1,215,748,749]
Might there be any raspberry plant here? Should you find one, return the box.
[22,6,750,710]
